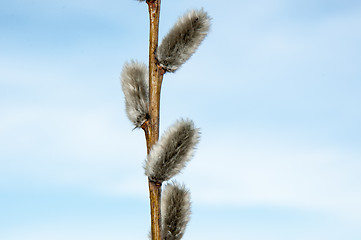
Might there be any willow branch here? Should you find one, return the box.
[143,1,165,240]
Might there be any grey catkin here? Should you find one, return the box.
[121,61,149,128]
[156,9,211,72]
[144,119,200,182]
[162,182,191,240]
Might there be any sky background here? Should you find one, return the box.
[1,0,361,239]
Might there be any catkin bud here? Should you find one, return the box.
[121,61,149,128]
[144,119,200,182]
[162,182,191,240]
[156,9,211,72]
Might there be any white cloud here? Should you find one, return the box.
[177,128,361,221]
[0,104,148,196]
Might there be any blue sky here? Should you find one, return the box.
[1,0,361,239]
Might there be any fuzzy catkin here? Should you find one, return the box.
[156,9,211,72]
[162,182,191,240]
[121,61,149,128]
[144,119,200,182]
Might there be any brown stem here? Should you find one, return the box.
[147,0,163,147]
[148,179,162,240]
[144,1,165,240]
